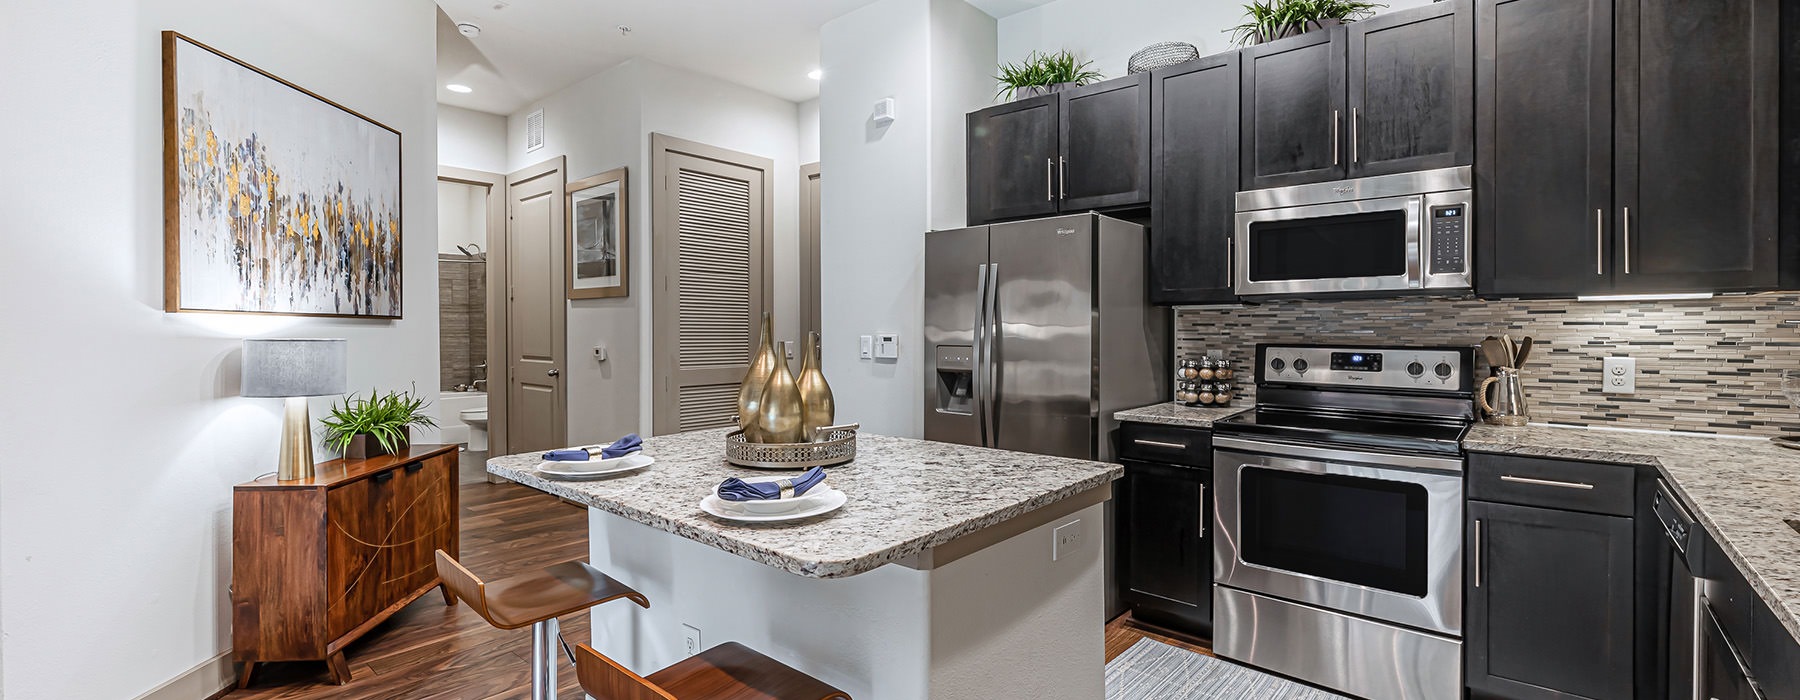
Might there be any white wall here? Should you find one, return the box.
[505,60,802,443]
[0,1,439,698]
[799,98,821,164]
[437,103,508,173]
[996,0,1434,82]
[437,180,487,255]
[820,0,994,437]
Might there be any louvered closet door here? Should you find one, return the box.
[656,151,768,434]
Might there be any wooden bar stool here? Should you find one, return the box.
[435,550,649,700]
[574,641,852,700]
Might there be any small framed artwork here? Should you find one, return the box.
[162,31,403,318]
[567,167,629,299]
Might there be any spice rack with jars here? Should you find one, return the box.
[1175,357,1236,408]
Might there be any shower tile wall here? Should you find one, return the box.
[1175,294,1800,437]
[439,256,487,392]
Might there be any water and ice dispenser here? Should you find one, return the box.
[934,345,974,414]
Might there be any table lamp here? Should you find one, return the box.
[243,339,347,481]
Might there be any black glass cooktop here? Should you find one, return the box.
[1212,406,1471,458]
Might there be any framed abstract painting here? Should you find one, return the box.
[162,31,403,318]
[566,167,629,299]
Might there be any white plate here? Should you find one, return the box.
[716,476,834,514]
[701,487,847,523]
[536,453,654,480]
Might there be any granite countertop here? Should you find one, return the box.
[1466,424,1800,643]
[1112,402,1249,429]
[487,428,1121,579]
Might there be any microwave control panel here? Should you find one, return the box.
[1428,204,1467,275]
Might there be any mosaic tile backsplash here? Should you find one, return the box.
[1174,294,1800,437]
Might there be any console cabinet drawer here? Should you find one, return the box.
[1118,422,1212,466]
[1468,452,1635,516]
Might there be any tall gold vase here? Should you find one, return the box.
[797,331,835,441]
[737,312,780,441]
[758,341,805,443]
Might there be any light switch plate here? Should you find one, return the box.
[859,335,874,360]
[875,333,899,359]
[1603,356,1636,394]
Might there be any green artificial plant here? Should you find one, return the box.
[320,387,438,455]
[1229,0,1384,46]
[994,50,1104,100]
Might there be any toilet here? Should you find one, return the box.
[460,408,489,452]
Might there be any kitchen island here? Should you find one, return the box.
[488,427,1121,699]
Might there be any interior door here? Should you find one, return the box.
[1241,28,1348,190]
[989,215,1092,459]
[652,135,771,435]
[505,158,567,453]
[799,162,822,338]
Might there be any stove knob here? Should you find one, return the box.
[1407,361,1425,377]
[1434,362,1454,378]
[1270,358,1285,372]
[1293,358,1309,373]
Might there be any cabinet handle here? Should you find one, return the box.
[1197,483,1207,540]
[405,461,424,472]
[1623,207,1632,274]
[1058,156,1066,199]
[1351,108,1359,164]
[1595,209,1605,275]
[1046,158,1054,201]
[372,470,394,484]
[1332,110,1341,166]
[1500,474,1595,490]
[1132,439,1187,450]
[1474,518,1483,588]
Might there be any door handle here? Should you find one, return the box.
[1332,110,1341,166]
[1622,207,1632,274]
[1197,484,1207,540]
[973,263,991,446]
[1595,209,1605,275]
[547,369,560,377]
[1046,158,1054,201]
[1058,156,1066,199]
[1500,474,1595,490]
[984,263,1001,447]
[1473,518,1483,588]
[1350,108,1359,164]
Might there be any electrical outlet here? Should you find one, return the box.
[681,624,701,657]
[1603,356,1636,394]
[1052,519,1084,561]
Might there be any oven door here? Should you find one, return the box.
[1214,437,1464,635]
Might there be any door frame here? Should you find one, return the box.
[438,165,508,461]
[799,162,822,339]
[504,156,568,452]
[650,133,775,435]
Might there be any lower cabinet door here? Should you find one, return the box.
[325,471,401,640]
[1121,459,1210,635]
[1467,500,1634,699]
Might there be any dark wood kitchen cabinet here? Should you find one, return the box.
[1478,0,1781,297]
[966,74,1148,224]
[1241,1,1471,190]
[1149,51,1239,304]
[1116,422,1213,636]
[1466,499,1635,700]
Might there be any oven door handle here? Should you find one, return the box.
[1212,436,1465,474]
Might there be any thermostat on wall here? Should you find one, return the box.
[872,97,896,126]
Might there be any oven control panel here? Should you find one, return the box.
[1260,345,1469,392]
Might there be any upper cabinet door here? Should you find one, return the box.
[1347,0,1473,178]
[1612,0,1778,293]
[1475,0,1614,297]
[1058,74,1151,211]
[1150,52,1239,305]
[967,94,1059,224]
[1241,28,1348,190]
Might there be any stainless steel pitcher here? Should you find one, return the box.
[1478,367,1529,426]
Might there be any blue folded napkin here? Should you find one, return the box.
[717,466,827,501]
[542,433,643,461]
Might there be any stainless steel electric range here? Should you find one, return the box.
[1211,344,1476,700]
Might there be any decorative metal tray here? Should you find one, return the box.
[725,423,860,470]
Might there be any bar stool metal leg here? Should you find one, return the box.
[531,617,560,700]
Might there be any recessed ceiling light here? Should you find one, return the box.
[456,22,481,38]
[446,83,473,94]
[807,69,822,81]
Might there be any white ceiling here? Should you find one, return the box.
[963,0,1057,20]
[435,0,896,115]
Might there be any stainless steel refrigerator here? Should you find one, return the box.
[924,212,1169,462]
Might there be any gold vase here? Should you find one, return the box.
[737,312,779,441]
[797,331,835,441]
[758,341,805,443]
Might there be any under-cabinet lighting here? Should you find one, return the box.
[1574,292,1714,302]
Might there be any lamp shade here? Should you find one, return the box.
[241,339,348,398]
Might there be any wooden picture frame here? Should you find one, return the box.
[566,167,629,299]
[162,31,404,318]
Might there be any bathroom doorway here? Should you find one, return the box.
[438,166,505,483]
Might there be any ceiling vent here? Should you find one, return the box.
[526,109,545,152]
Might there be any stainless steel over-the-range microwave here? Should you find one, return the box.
[1233,166,1472,297]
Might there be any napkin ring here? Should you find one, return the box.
[777,479,796,499]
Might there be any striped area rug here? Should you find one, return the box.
[1105,639,1349,700]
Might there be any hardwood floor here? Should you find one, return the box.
[225,479,591,700]
[1104,613,1212,662]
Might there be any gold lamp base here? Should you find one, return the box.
[277,396,316,481]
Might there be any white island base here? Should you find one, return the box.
[582,500,1107,700]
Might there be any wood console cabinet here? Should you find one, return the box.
[231,444,460,687]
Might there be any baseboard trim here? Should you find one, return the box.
[133,650,235,700]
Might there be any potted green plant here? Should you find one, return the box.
[1229,0,1384,46]
[320,388,438,460]
[995,50,1104,101]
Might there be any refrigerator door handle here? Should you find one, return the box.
[984,262,1001,447]
[972,263,991,447]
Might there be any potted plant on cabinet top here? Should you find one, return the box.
[1229,0,1384,46]
[995,50,1104,101]
[321,388,438,460]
